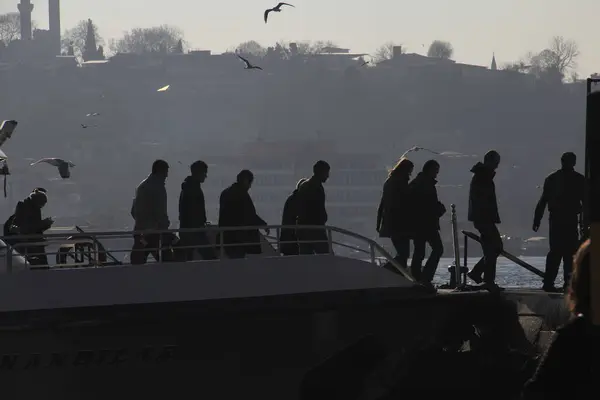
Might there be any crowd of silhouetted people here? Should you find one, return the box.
[3,149,586,294]
[375,149,584,293]
[126,159,332,264]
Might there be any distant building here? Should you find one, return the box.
[1,0,62,63]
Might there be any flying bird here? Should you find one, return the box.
[237,55,263,70]
[86,112,100,117]
[0,120,18,148]
[157,85,170,92]
[264,2,294,23]
[399,146,476,159]
[30,158,75,179]
[399,146,440,159]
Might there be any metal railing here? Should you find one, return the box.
[461,231,545,278]
[0,225,414,281]
[446,205,545,289]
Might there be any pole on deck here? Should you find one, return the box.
[586,81,600,326]
[450,204,462,288]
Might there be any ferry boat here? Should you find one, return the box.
[0,218,565,399]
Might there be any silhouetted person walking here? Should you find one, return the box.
[533,152,584,292]
[408,160,446,286]
[178,160,217,261]
[130,159,172,264]
[296,161,331,255]
[280,177,308,256]
[376,158,414,268]
[218,170,268,258]
[467,150,503,291]
[11,188,53,265]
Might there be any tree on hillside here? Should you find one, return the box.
[62,19,103,60]
[235,40,266,57]
[502,60,531,73]
[528,36,579,81]
[372,42,403,63]
[110,25,185,54]
[427,40,453,59]
[82,19,104,61]
[297,40,339,54]
[269,40,340,59]
[0,13,20,45]
[0,12,38,45]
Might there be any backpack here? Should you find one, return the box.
[2,214,17,246]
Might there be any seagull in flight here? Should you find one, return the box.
[264,2,294,23]
[400,146,475,159]
[86,112,100,117]
[30,158,75,179]
[237,55,263,70]
[399,146,440,159]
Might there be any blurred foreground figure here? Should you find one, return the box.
[522,239,597,399]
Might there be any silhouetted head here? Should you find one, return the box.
[151,159,169,180]
[29,190,47,209]
[422,159,440,180]
[190,160,208,183]
[389,158,414,179]
[237,169,254,191]
[561,152,576,170]
[567,239,590,317]
[313,160,330,183]
[483,150,500,170]
[296,177,308,190]
[33,187,47,194]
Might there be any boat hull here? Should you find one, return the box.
[0,288,534,399]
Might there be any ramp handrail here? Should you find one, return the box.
[461,230,545,278]
[0,224,413,280]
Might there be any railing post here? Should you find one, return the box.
[327,228,333,255]
[451,204,462,287]
[369,243,376,264]
[93,242,99,267]
[463,233,468,271]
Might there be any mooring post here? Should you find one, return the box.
[450,204,462,288]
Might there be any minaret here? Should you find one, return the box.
[48,0,61,55]
[491,53,497,70]
[17,0,34,41]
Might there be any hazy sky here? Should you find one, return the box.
[1,0,597,76]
